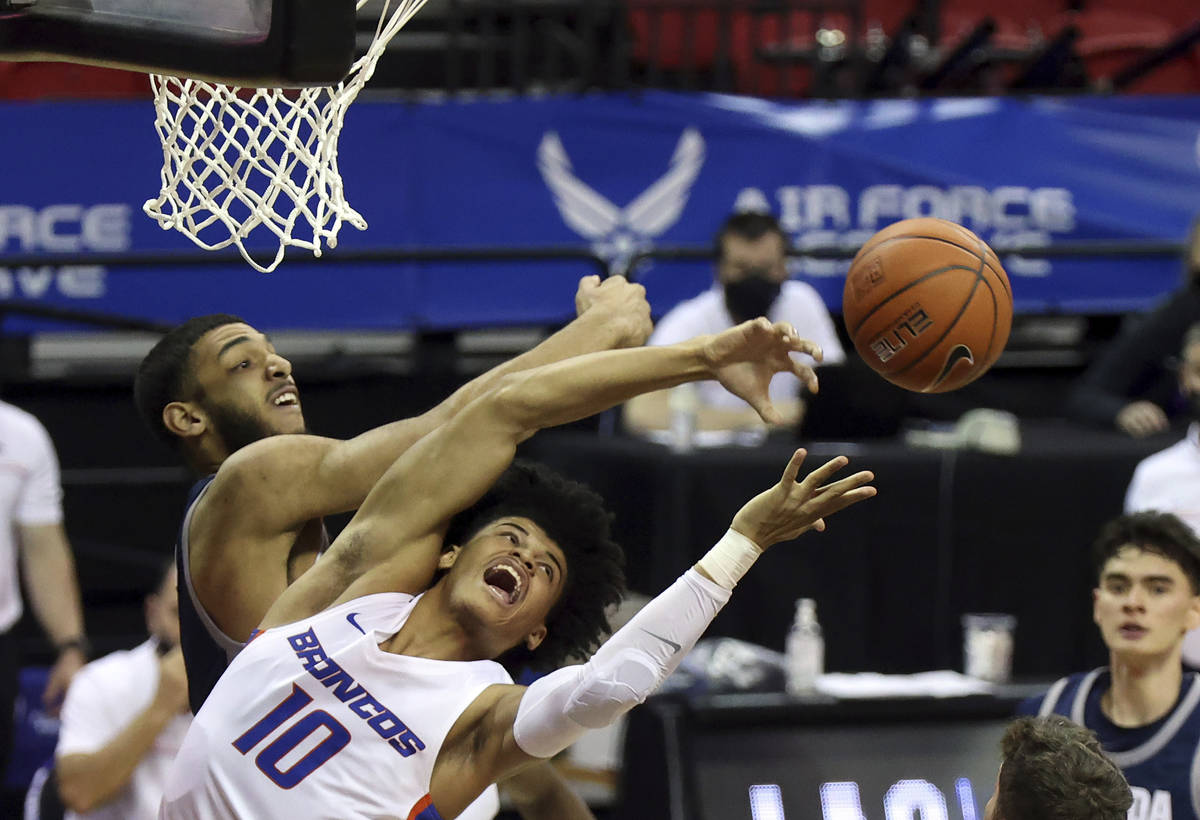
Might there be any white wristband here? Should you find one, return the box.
[696,528,763,590]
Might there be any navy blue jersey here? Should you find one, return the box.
[1023,668,1200,819]
[176,475,244,715]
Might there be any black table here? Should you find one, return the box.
[616,687,1043,820]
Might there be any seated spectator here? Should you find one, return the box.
[1124,322,1200,664]
[624,211,844,439]
[54,562,189,819]
[1021,512,1200,813]
[985,715,1130,820]
[1125,322,1200,531]
[1066,217,1200,437]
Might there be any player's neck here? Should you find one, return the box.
[380,589,489,663]
[1104,650,1185,727]
[188,437,229,476]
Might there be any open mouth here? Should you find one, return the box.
[1118,623,1147,640]
[270,387,300,408]
[484,561,524,605]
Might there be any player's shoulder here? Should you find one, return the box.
[329,589,417,615]
[1018,670,1096,716]
[267,590,418,637]
[218,433,333,475]
[205,433,344,506]
[0,400,54,451]
[1134,435,1195,472]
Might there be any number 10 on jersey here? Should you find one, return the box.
[233,684,352,788]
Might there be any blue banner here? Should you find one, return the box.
[1,92,1199,330]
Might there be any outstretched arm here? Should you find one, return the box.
[261,320,823,628]
[187,277,650,642]
[430,450,876,816]
[204,275,652,535]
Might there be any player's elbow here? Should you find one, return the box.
[565,648,659,729]
[478,372,542,432]
[56,764,109,814]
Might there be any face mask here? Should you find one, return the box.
[723,269,782,324]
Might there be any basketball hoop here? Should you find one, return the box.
[143,0,430,273]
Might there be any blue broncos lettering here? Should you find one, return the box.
[287,628,426,757]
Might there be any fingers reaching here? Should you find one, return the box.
[778,324,824,364]
[816,484,878,521]
[751,398,783,426]
[731,452,876,547]
[781,448,809,485]
[792,360,820,395]
[800,455,851,489]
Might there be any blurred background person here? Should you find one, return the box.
[1066,217,1200,437]
[624,211,845,440]
[1124,322,1200,664]
[1124,322,1200,531]
[0,398,88,775]
[53,562,187,820]
[1022,512,1200,813]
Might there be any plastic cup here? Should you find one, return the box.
[962,613,1016,684]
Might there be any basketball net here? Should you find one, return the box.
[143,0,429,273]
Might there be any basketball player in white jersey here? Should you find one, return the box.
[136,275,651,819]
[160,318,877,819]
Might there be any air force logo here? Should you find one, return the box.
[538,127,706,271]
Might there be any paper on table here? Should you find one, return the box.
[815,670,996,699]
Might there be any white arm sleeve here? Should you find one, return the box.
[512,568,731,758]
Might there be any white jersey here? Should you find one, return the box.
[160,593,513,820]
[57,639,192,820]
[0,400,65,631]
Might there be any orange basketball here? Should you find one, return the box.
[841,217,1013,394]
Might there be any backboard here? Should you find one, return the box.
[0,0,356,86]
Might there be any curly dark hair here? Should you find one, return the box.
[1092,510,1200,594]
[134,314,245,448]
[445,460,626,673]
[994,716,1130,820]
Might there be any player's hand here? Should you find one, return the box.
[702,319,821,425]
[154,646,191,714]
[1116,400,1169,438]
[42,646,86,716]
[731,449,875,549]
[575,274,653,347]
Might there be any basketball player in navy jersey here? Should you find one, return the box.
[135,275,651,819]
[1023,511,1200,819]
[160,318,877,819]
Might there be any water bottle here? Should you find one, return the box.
[785,598,824,696]
[668,383,698,453]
